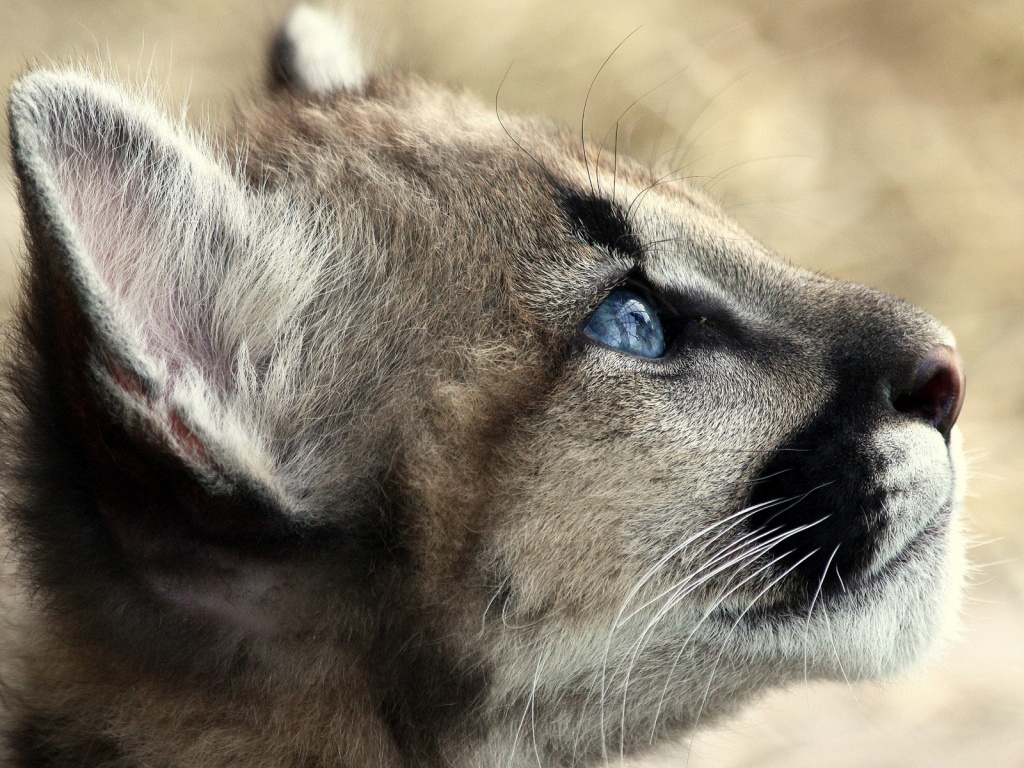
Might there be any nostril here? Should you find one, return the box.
[892,345,966,439]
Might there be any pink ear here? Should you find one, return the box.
[12,72,228,377]
[11,71,279,481]
[9,71,304,629]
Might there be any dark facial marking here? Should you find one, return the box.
[558,190,641,257]
[744,399,887,601]
[267,26,300,91]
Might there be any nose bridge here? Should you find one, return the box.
[778,273,965,440]
[785,273,951,388]
[847,289,949,393]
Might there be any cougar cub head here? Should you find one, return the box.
[2,6,965,767]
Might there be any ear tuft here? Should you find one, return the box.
[270,5,367,94]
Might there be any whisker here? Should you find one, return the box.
[751,480,835,528]
[729,467,794,488]
[612,121,619,201]
[666,40,838,178]
[803,544,841,686]
[493,62,559,188]
[683,548,822,757]
[615,516,830,752]
[646,547,791,745]
[621,520,788,623]
[821,604,857,700]
[597,500,784,700]
[648,517,831,741]
[701,153,812,194]
[582,27,643,196]
[479,578,508,637]
[599,501,831,756]
[644,9,767,168]
[604,502,769,633]
[595,502,767,760]
[508,651,547,768]
[592,63,699,198]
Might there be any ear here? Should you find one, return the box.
[269,4,368,94]
[8,71,305,633]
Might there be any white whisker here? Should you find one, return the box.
[803,544,841,685]
[683,548,822,763]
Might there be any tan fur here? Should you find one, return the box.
[1,8,966,767]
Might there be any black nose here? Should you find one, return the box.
[892,345,966,440]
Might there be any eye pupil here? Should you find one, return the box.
[584,288,666,358]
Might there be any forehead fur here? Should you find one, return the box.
[240,74,745,323]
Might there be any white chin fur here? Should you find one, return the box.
[754,511,963,683]
[864,421,957,577]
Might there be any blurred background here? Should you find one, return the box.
[0,0,1021,765]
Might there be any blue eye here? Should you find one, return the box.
[584,287,666,358]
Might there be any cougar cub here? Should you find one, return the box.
[1,6,966,767]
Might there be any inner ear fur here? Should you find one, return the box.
[6,70,310,638]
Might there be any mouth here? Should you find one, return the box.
[708,512,946,630]
[845,502,955,595]
[711,493,957,625]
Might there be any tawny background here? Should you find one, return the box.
[1,1,1021,765]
